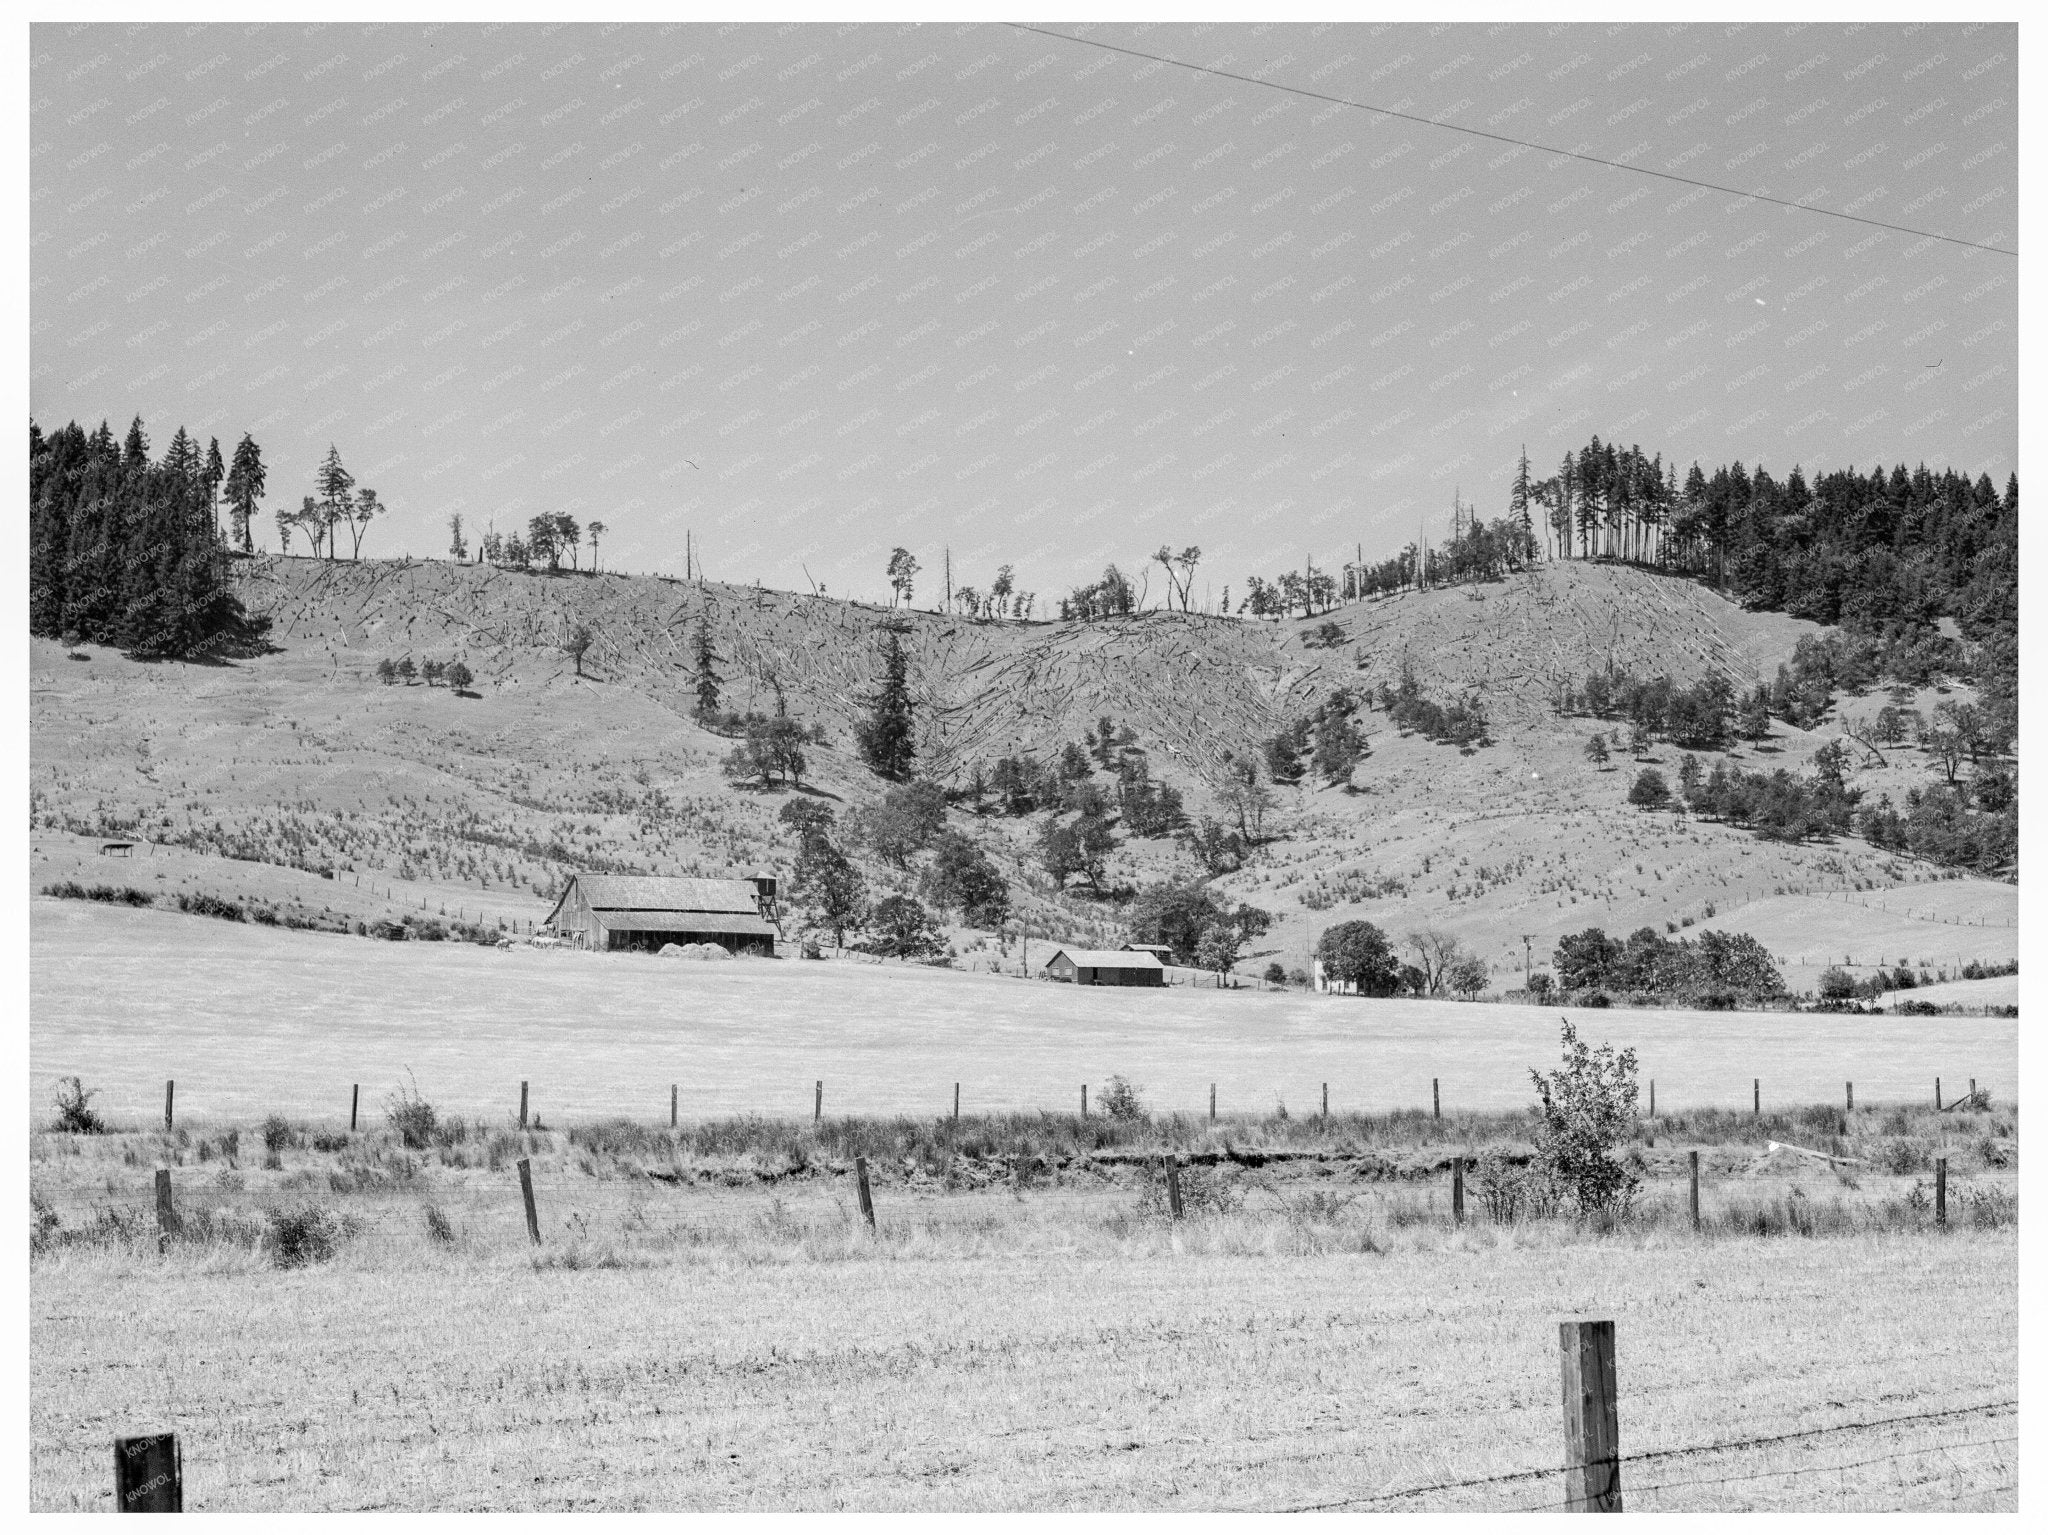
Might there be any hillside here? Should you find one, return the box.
[29,554,2013,988]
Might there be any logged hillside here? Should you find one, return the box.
[29,553,2011,989]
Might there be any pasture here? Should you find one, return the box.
[29,1110,2019,1512]
[31,901,2019,1126]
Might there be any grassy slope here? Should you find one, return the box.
[30,901,2018,1125]
[27,553,2013,980]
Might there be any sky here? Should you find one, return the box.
[30,20,2018,609]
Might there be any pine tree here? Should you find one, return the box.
[221,435,266,554]
[316,445,354,561]
[692,615,722,720]
[1510,445,1536,557]
[204,436,225,540]
[855,620,917,781]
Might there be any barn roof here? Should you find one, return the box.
[1043,948,1164,970]
[595,910,777,936]
[576,875,764,914]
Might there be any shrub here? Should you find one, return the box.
[50,1076,106,1134]
[1628,768,1671,809]
[1263,961,1287,984]
[260,1114,294,1153]
[385,1076,439,1149]
[423,1204,457,1245]
[1817,966,1857,1001]
[1099,1075,1146,1121]
[175,892,246,921]
[1525,972,1556,1004]
[1529,1019,1641,1217]
[311,1132,349,1153]
[264,1204,345,1268]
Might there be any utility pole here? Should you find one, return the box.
[944,547,952,613]
[1522,934,1533,988]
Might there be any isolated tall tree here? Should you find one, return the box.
[527,514,562,570]
[586,519,606,572]
[221,434,265,553]
[856,620,916,781]
[564,623,593,677]
[343,486,381,560]
[448,512,467,561]
[886,547,919,607]
[692,614,722,720]
[204,436,225,540]
[316,445,355,561]
[1510,445,1537,557]
[554,513,582,570]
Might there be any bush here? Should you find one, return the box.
[423,1204,457,1245]
[175,892,246,921]
[1817,966,1857,1001]
[260,1114,294,1153]
[1529,1019,1640,1217]
[264,1204,345,1268]
[42,880,153,907]
[385,1076,439,1149]
[1263,961,1287,985]
[1099,1075,1146,1122]
[1628,768,1671,809]
[50,1075,106,1134]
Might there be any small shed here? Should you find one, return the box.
[1042,947,1166,987]
[99,840,137,857]
[1120,942,1176,965]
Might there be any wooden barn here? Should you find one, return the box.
[1120,942,1176,965]
[544,874,779,956]
[1042,947,1165,987]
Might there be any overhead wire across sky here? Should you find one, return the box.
[1009,24,2019,259]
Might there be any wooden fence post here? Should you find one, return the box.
[1166,1157,1185,1220]
[163,1080,174,1132]
[854,1155,876,1231]
[1081,1084,1088,1118]
[1935,1077,1942,1111]
[519,1081,529,1130]
[1688,1150,1701,1232]
[1452,1157,1465,1224]
[114,1432,182,1512]
[1648,1079,1654,1119]
[350,1083,359,1133]
[1559,1319,1622,1511]
[154,1168,173,1255]
[814,1080,823,1124]
[1753,1078,1760,1116]
[953,1082,960,1122]
[1846,1081,1853,1114]
[1935,1157,1947,1227]
[1210,1083,1217,1123]
[1433,1078,1440,1119]
[670,1084,677,1129]
[517,1157,541,1244]
[1321,1082,1328,1120]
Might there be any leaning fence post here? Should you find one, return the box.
[519,1080,529,1130]
[1559,1319,1622,1511]
[350,1083,359,1133]
[1648,1079,1654,1119]
[114,1432,183,1512]
[517,1157,541,1245]
[1166,1156,1185,1221]
[1688,1150,1701,1232]
[854,1155,876,1231]
[163,1079,174,1132]
[1452,1157,1465,1225]
[1935,1157,1947,1227]
[154,1168,174,1255]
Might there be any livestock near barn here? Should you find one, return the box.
[1041,947,1165,987]
[545,873,779,956]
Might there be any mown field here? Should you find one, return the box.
[32,901,2018,1126]
[29,1100,2018,1512]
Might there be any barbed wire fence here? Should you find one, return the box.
[1265,1386,2016,1513]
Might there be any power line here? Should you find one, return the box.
[1008,25,2017,259]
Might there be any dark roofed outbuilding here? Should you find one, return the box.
[545,873,779,955]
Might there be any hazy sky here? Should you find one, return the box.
[31,21,2017,606]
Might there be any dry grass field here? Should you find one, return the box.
[29,1103,2018,1512]
[31,901,2018,1125]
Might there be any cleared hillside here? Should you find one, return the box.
[28,553,2012,984]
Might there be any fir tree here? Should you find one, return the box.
[221,434,266,554]
[692,615,722,720]
[855,620,917,781]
